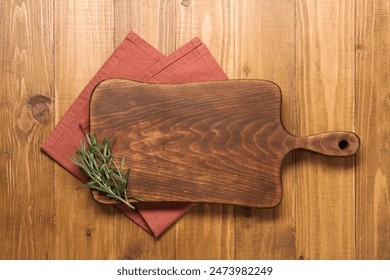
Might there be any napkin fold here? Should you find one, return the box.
[41,31,227,237]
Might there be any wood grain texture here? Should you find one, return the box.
[90,80,285,208]
[356,0,390,260]
[176,0,235,77]
[112,0,178,260]
[53,0,116,259]
[0,0,55,259]
[114,0,177,53]
[295,0,356,259]
[174,0,236,260]
[233,0,298,260]
[90,79,359,207]
[1,0,389,260]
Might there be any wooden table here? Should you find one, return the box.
[0,0,389,260]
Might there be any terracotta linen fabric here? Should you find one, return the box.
[41,31,228,237]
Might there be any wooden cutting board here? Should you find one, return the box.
[89,79,360,208]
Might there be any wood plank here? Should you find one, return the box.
[174,0,235,259]
[295,0,355,259]
[0,0,55,259]
[53,0,116,259]
[176,0,235,77]
[356,0,390,259]
[233,0,297,259]
[114,0,177,54]
[112,0,178,259]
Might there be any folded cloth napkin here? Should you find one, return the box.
[41,31,228,237]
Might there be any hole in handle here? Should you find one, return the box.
[338,139,349,150]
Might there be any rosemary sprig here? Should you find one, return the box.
[69,133,142,209]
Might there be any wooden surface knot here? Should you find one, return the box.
[27,94,51,124]
[241,207,252,217]
[243,65,251,77]
[181,0,190,7]
[85,228,92,240]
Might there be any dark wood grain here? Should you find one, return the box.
[90,79,359,208]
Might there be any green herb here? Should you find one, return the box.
[69,133,142,209]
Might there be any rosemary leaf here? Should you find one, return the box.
[69,133,142,209]
[111,172,126,183]
[120,156,125,173]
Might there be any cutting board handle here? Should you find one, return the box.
[293,131,360,157]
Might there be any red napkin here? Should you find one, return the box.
[41,31,228,237]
